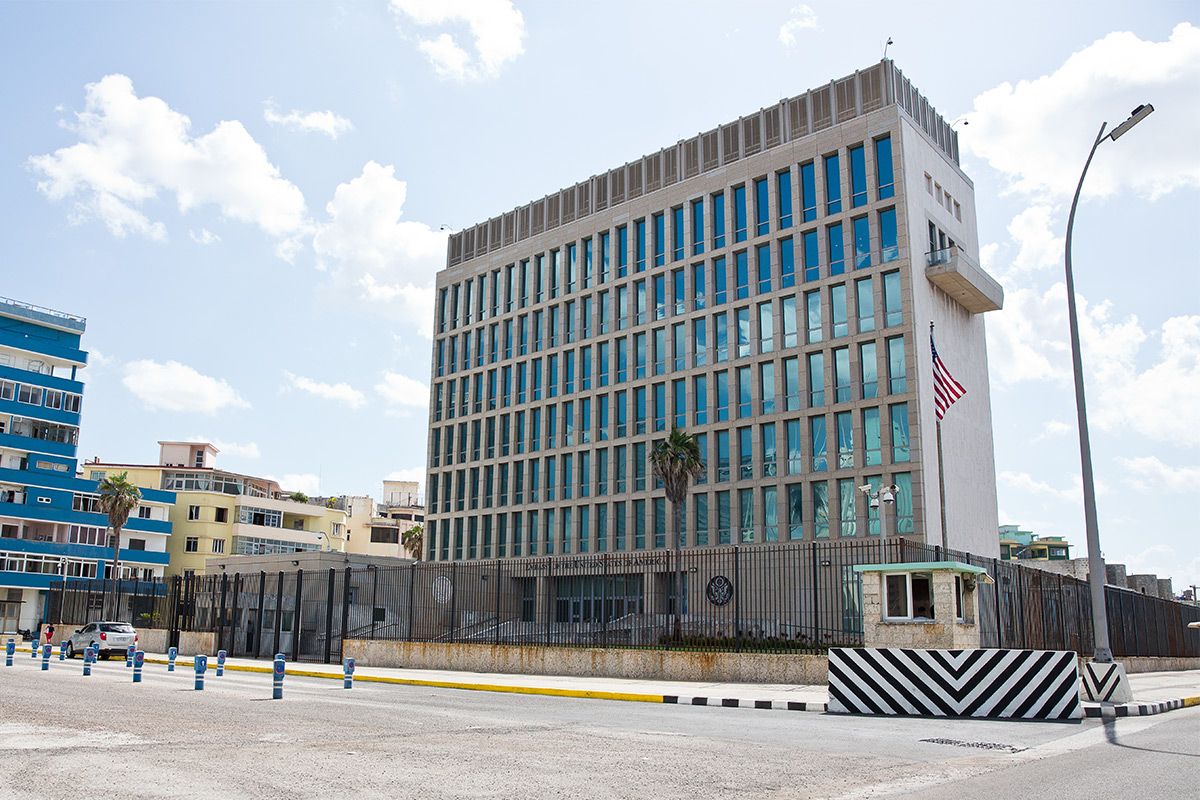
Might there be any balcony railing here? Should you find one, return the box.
[0,296,87,331]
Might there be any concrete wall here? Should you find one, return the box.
[344,639,829,685]
[1114,656,1200,674]
[135,628,170,654]
[176,631,215,657]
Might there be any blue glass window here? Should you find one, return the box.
[799,162,816,222]
[691,199,704,255]
[883,271,902,327]
[888,336,907,393]
[617,226,628,277]
[849,145,867,208]
[652,214,664,267]
[853,216,871,269]
[735,251,749,299]
[672,206,684,261]
[713,256,727,304]
[635,220,646,272]
[780,238,795,289]
[879,207,898,262]
[875,136,894,199]
[714,313,728,363]
[824,153,841,215]
[827,223,845,275]
[756,243,771,294]
[802,230,820,282]
[860,341,877,399]
[733,185,747,243]
[811,416,827,471]
[694,374,708,425]
[777,169,793,228]
[712,191,726,249]
[693,262,706,309]
[673,378,686,428]
[599,232,610,283]
[891,403,911,463]
[808,351,825,406]
[754,177,769,237]
[672,268,685,315]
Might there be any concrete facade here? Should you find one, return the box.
[425,60,1002,570]
[344,638,829,684]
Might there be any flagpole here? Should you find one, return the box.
[931,322,949,554]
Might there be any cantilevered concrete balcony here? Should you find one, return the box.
[925,245,1004,314]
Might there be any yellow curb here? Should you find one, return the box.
[1182,696,1200,708]
[140,656,665,703]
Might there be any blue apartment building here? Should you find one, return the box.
[0,296,174,633]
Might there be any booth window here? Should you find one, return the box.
[884,572,934,620]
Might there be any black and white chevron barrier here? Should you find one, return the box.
[1079,660,1133,703]
[828,647,1083,720]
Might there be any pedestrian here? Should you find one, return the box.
[44,623,55,645]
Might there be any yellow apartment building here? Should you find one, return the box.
[85,442,348,577]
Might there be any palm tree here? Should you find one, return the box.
[650,428,705,640]
[97,472,142,620]
[401,524,424,560]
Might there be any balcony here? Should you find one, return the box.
[926,245,1004,314]
[0,295,86,333]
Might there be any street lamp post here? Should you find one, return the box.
[1064,104,1153,664]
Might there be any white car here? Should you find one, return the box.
[66,621,138,660]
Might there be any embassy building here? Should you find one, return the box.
[424,59,1004,582]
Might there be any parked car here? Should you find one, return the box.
[66,621,138,660]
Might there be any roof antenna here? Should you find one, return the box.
[883,37,893,60]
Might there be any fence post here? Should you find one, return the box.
[602,552,609,648]
[324,568,335,665]
[544,557,552,647]
[810,541,819,645]
[448,562,459,644]
[406,563,416,641]
[217,573,228,653]
[229,573,241,655]
[370,566,379,640]
[254,572,266,659]
[272,571,284,658]
[992,558,1002,648]
[292,569,303,664]
[494,559,502,646]
[733,545,741,652]
[339,566,351,661]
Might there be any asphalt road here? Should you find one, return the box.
[1,658,1196,799]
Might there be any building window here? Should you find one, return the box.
[883,270,902,326]
[887,336,907,394]
[799,161,817,222]
[884,572,937,620]
[777,169,793,229]
[879,207,898,262]
[828,222,845,275]
[860,341,878,399]
[754,177,769,237]
[849,144,867,208]
[875,136,894,199]
[733,185,747,243]
[712,191,726,249]
[852,216,871,269]
[890,403,911,463]
[824,152,841,214]
[187,505,201,521]
[211,538,225,554]
[185,537,199,553]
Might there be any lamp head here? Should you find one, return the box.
[1109,103,1153,141]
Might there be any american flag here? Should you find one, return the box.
[931,334,966,420]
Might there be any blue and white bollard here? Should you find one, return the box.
[4,638,13,667]
[58,641,66,661]
[167,646,178,672]
[82,646,93,677]
[133,650,145,683]
[193,655,208,691]
[31,640,37,659]
[216,649,227,677]
[343,657,355,689]
[40,643,51,671]
[272,653,285,700]
[125,644,135,668]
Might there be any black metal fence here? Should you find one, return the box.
[47,577,171,629]
[46,538,1200,664]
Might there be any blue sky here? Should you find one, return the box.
[2,2,1197,587]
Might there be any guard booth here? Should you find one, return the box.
[852,561,991,649]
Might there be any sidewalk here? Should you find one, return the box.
[9,643,1199,717]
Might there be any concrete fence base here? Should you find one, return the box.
[344,639,829,684]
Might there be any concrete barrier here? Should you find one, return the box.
[177,631,216,657]
[343,639,829,684]
[135,628,170,654]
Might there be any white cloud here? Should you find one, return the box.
[778,5,818,46]
[280,473,320,495]
[390,0,526,81]
[313,161,446,336]
[263,103,354,139]
[386,467,424,483]
[185,436,261,460]
[965,23,1200,200]
[29,74,308,251]
[77,348,113,385]
[189,228,220,245]
[374,371,429,415]
[122,359,250,414]
[1005,205,1062,276]
[282,370,366,409]
[999,470,1083,504]
[1116,456,1200,494]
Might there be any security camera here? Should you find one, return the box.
[869,496,880,509]
[881,487,896,505]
